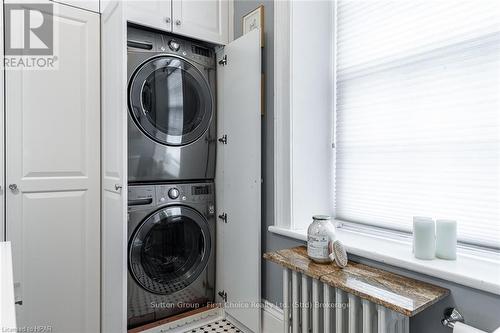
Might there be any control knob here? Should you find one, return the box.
[168,40,180,51]
[168,188,180,199]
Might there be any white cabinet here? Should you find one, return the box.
[0,243,16,330]
[0,2,4,242]
[51,0,99,13]
[5,3,100,332]
[126,0,230,45]
[215,29,261,332]
[101,1,128,332]
[126,1,172,32]
[172,0,229,44]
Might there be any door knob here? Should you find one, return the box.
[165,17,171,24]
[175,19,182,26]
[115,184,122,191]
[9,184,18,191]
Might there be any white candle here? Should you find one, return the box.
[412,216,433,253]
[436,219,457,260]
[413,217,435,260]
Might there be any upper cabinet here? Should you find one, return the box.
[172,0,229,45]
[126,1,172,32]
[126,0,230,45]
[51,0,99,13]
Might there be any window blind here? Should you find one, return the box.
[335,0,500,249]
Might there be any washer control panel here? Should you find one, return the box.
[128,186,155,210]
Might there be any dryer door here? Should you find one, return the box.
[129,56,213,146]
[129,206,211,295]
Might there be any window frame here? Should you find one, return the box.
[273,0,335,231]
[272,1,500,290]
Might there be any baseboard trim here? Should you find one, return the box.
[262,300,284,333]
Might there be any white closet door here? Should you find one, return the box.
[101,1,127,332]
[216,29,261,332]
[172,0,228,44]
[0,0,4,241]
[5,3,100,333]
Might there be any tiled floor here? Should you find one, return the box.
[185,318,242,333]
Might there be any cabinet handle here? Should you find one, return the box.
[115,184,122,191]
[8,184,18,191]
[165,17,171,24]
[175,19,182,26]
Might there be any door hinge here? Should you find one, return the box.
[218,290,227,302]
[218,55,227,66]
[218,213,228,223]
[218,134,227,144]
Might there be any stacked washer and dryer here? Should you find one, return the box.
[127,26,217,328]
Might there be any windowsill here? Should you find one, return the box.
[268,225,500,296]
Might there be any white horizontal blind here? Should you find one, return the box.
[335,0,500,248]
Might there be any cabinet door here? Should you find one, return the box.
[5,3,100,333]
[216,29,261,332]
[101,1,128,332]
[126,0,172,32]
[51,0,99,13]
[172,0,228,44]
[0,0,3,242]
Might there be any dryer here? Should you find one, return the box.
[127,182,216,328]
[127,26,216,182]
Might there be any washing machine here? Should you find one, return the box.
[127,182,215,329]
[127,26,216,183]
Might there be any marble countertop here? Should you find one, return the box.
[263,246,449,317]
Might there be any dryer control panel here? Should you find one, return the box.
[155,183,214,205]
[127,26,216,69]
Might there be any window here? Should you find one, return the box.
[335,0,500,249]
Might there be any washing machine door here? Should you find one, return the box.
[129,55,213,146]
[129,205,211,295]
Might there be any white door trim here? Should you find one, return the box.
[0,0,4,242]
[273,0,293,230]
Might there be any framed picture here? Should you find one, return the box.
[242,5,264,48]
